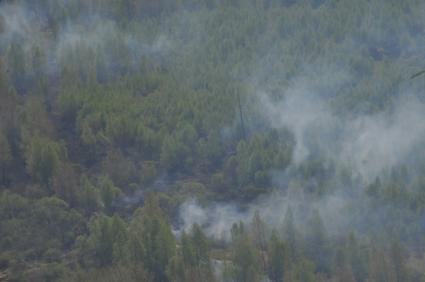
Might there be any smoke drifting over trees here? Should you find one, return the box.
[1,0,425,281]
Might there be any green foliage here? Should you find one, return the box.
[19,96,55,138]
[291,258,316,282]
[230,234,262,282]
[139,161,158,186]
[2,0,425,280]
[78,176,101,213]
[25,136,67,187]
[0,131,12,167]
[60,262,151,282]
[98,176,122,214]
[50,163,80,206]
[235,130,292,188]
[168,224,214,282]
[0,192,84,280]
[160,134,191,172]
[130,194,176,282]
[305,210,331,273]
[84,214,128,266]
[268,232,289,282]
[282,207,298,260]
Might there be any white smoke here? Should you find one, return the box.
[260,74,425,182]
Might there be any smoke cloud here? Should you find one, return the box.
[261,76,425,182]
[0,1,174,84]
[178,68,425,244]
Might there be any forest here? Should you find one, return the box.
[1,0,425,281]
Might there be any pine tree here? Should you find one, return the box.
[268,232,289,282]
[231,234,261,282]
[390,241,407,282]
[25,136,67,188]
[0,131,12,185]
[132,194,176,282]
[282,207,298,260]
[251,210,267,272]
[305,210,330,273]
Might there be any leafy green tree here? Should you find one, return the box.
[167,254,186,282]
[0,60,17,131]
[251,210,267,271]
[282,207,298,260]
[196,130,224,171]
[231,221,245,241]
[346,233,369,282]
[160,123,198,173]
[32,197,85,248]
[231,234,261,282]
[98,175,122,214]
[6,42,26,92]
[169,224,213,282]
[305,210,330,273]
[235,130,292,189]
[25,136,67,187]
[20,96,55,138]
[333,245,356,282]
[189,224,213,281]
[85,214,128,266]
[0,131,12,185]
[390,241,407,282]
[160,135,189,172]
[0,192,84,281]
[130,194,176,282]
[368,247,396,282]
[78,176,101,213]
[101,149,138,188]
[291,258,316,282]
[50,163,79,206]
[268,232,290,282]
[60,262,151,282]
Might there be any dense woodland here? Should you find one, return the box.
[2,0,425,281]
